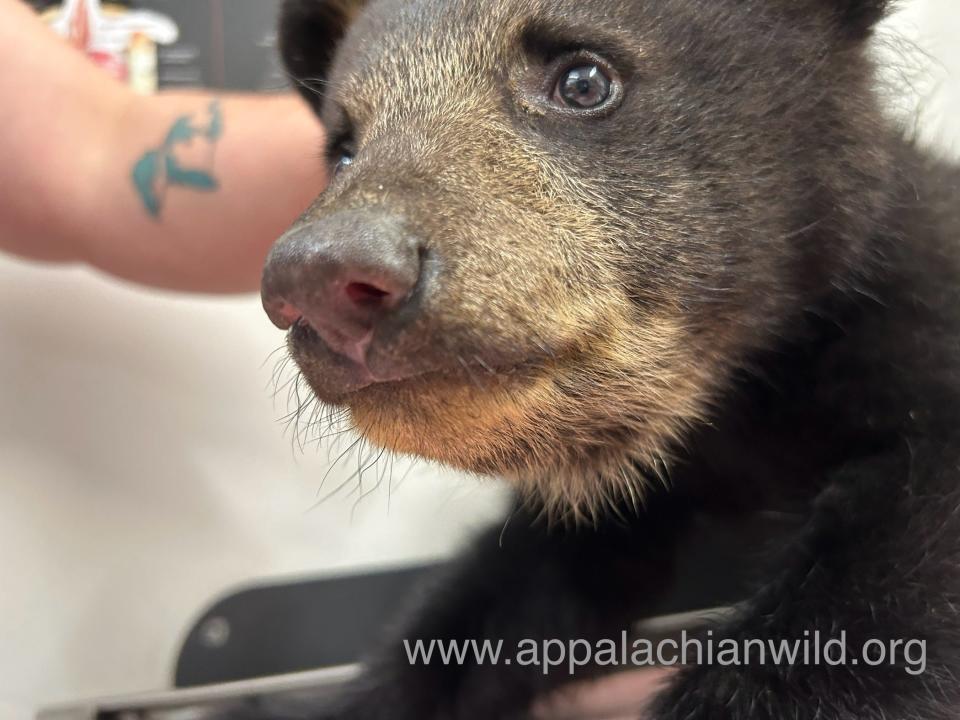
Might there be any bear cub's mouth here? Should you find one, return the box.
[287,313,549,404]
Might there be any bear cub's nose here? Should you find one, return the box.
[261,212,422,365]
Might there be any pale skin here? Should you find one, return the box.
[0,0,674,710]
[533,668,675,719]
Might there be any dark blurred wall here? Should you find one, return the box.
[24,0,288,91]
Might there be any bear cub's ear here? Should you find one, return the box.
[279,0,367,113]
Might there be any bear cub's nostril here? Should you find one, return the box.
[276,301,304,327]
[345,281,391,306]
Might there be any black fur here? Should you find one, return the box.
[280,0,365,112]
[260,0,960,718]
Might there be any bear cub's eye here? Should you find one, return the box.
[540,52,621,114]
[334,149,355,173]
[329,138,356,175]
[555,64,611,109]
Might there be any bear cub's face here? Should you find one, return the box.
[264,0,892,512]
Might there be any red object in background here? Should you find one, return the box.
[87,50,128,81]
[64,0,128,81]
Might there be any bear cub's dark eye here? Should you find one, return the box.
[334,149,355,174]
[328,139,356,175]
[555,64,611,109]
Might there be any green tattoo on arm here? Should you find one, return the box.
[131,100,224,218]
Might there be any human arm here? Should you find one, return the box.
[0,0,326,293]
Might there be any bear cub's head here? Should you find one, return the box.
[263,0,896,512]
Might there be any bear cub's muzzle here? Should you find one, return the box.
[261,211,433,392]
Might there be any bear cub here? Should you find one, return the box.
[256,0,960,717]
